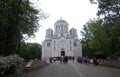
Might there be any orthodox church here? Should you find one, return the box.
[42,18,82,59]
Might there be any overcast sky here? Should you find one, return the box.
[28,0,98,44]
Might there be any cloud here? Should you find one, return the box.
[28,0,98,44]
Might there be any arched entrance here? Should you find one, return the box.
[61,48,65,56]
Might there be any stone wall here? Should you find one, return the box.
[100,59,120,68]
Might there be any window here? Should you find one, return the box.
[70,40,71,44]
[61,25,63,31]
[74,42,77,46]
[47,43,51,47]
[61,33,63,36]
[54,40,55,44]
[73,30,74,34]
[70,46,72,50]
[54,46,56,51]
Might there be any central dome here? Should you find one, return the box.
[54,19,69,35]
[54,19,68,26]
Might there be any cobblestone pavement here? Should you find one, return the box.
[27,61,120,77]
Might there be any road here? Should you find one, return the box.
[27,61,120,77]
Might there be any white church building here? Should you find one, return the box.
[42,19,82,59]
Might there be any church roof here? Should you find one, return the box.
[46,28,53,31]
[70,28,77,30]
[54,19,68,25]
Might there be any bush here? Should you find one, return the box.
[0,54,24,76]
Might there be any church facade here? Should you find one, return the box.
[42,19,82,59]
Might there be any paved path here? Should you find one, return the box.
[28,61,120,77]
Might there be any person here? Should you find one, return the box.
[53,57,56,63]
[49,57,52,64]
[63,56,68,64]
[60,57,63,64]
[72,56,75,62]
[90,59,93,64]
[93,58,98,66]
[77,57,82,63]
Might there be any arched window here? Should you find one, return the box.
[74,42,77,46]
[61,33,63,36]
[73,30,74,34]
[54,40,55,44]
[70,40,71,44]
[70,46,72,50]
[61,25,63,29]
[47,43,51,47]
[54,46,56,51]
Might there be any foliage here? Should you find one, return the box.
[81,0,120,57]
[20,43,42,60]
[0,54,24,76]
[81,18,120,57]
[81,20,94,56]
[0,0,47,56]
[95,0,120,56]
[81,19,106,56]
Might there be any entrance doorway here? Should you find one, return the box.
[61,51,65,56]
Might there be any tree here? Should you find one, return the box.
[20,43,42,60]
[81,19,110,57]
[88,20,110,55]
[81,20,94,56]
[89,0,120,57]
[0,0,47,56]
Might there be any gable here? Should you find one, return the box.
[59,36,66,40]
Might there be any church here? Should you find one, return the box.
[42,18,82,59]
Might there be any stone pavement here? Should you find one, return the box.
[27,61,120,77]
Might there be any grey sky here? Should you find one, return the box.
[28,0,98,44]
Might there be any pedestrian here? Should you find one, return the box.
[53,57,56,63]
[72,56,75,62]
[60,57,62,64]
[49,57,52,64]
[93,58,98,66]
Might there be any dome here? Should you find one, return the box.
[70,28,77,30]
[54,19,69,35]
[69,28,78,38]
[46,28,53,31]
[46,28,53,37]
[54,19,68,26]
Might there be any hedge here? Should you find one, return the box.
[0,54,24,75]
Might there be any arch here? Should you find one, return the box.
[61,48,65,56]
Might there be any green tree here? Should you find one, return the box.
[81,20,94,56]
[0,0,47,56]
[89,0,120,56]
[81,19,110,57]
[88,20,110,55]
[20,43,42,60]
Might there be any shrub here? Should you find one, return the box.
[0,54,24,76]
